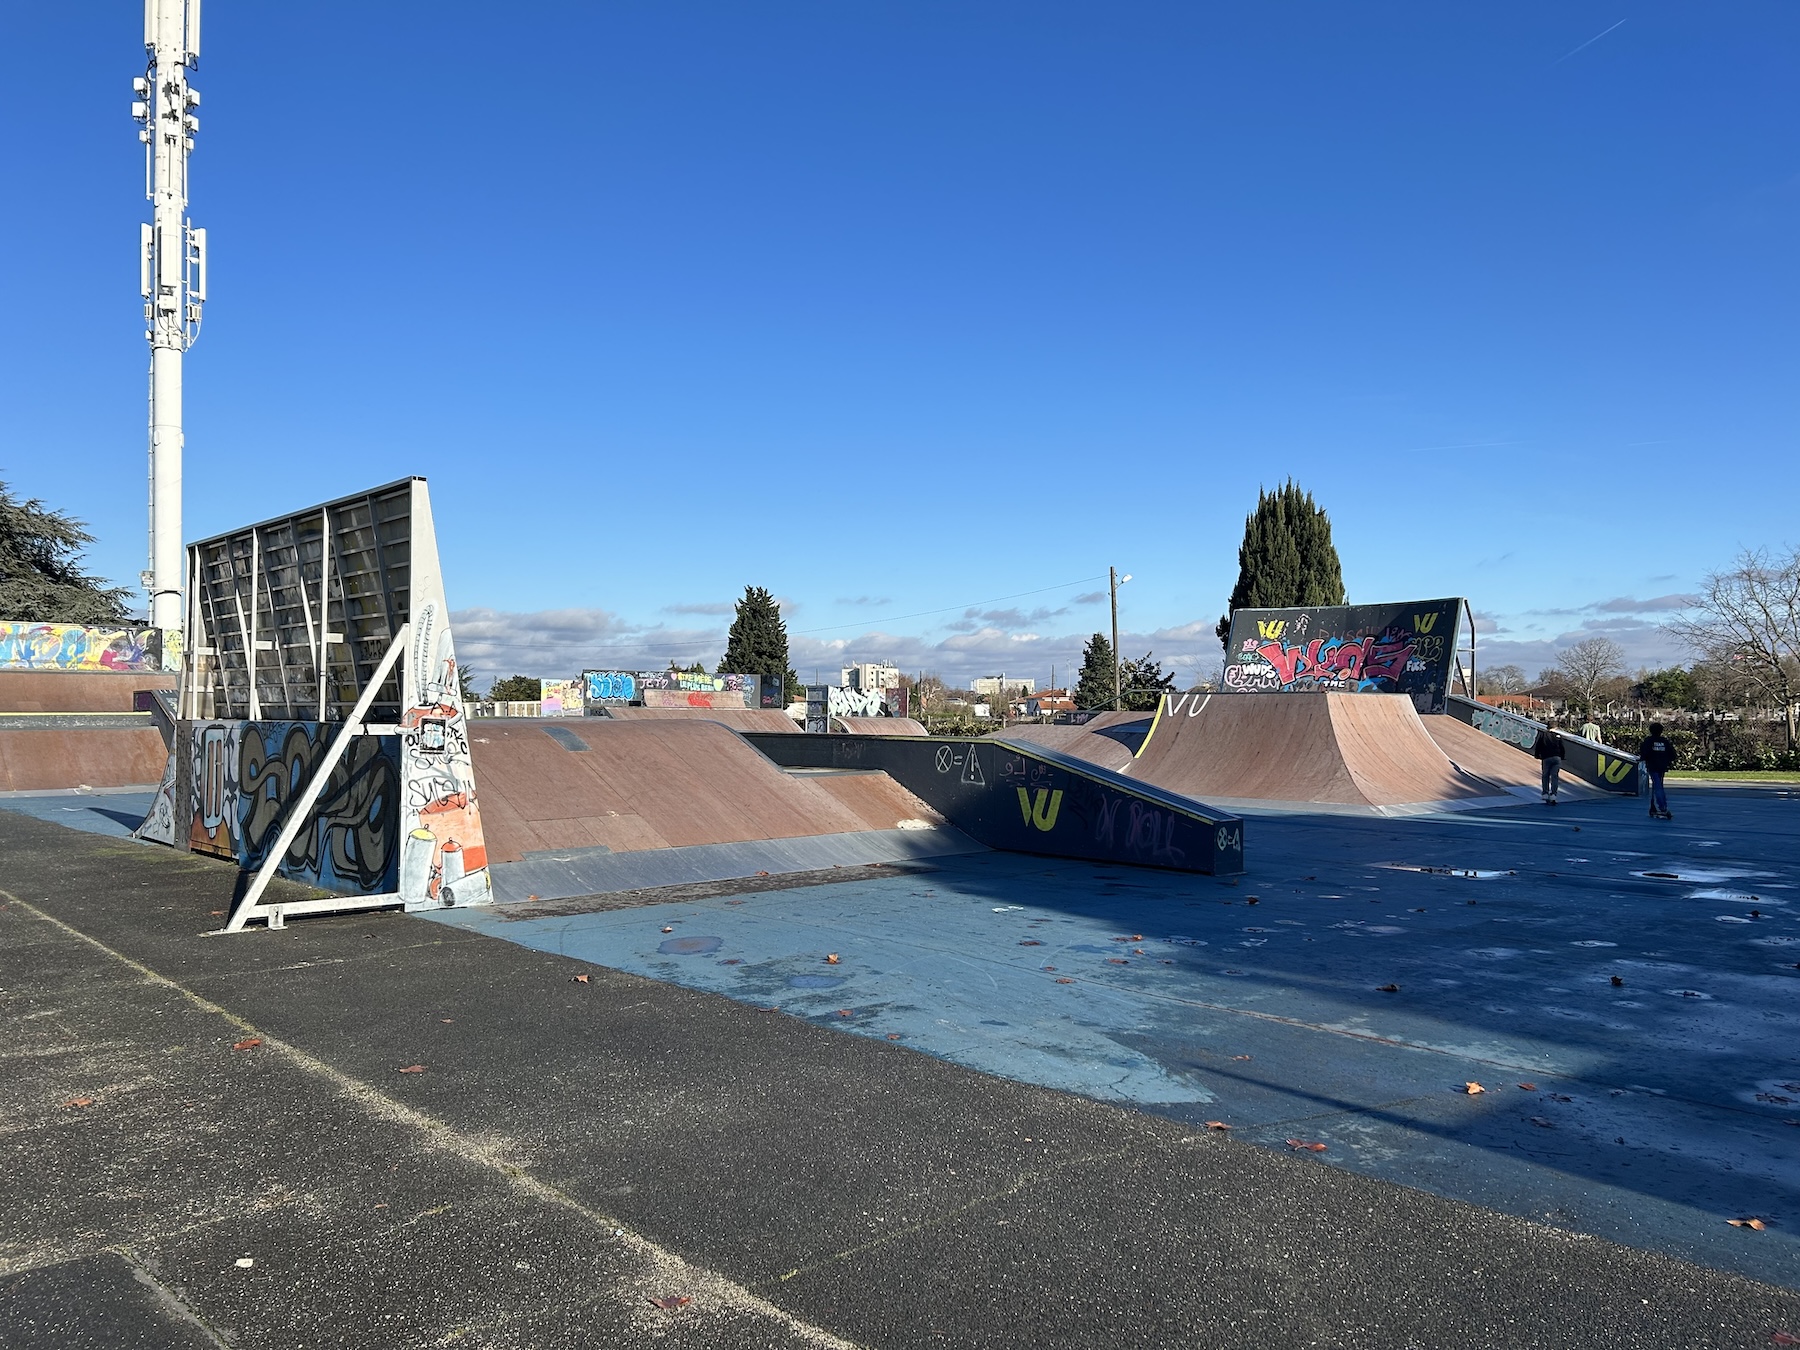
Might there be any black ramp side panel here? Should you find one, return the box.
[745,733,1245,876]
[1444,695,1640,795]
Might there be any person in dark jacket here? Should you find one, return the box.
[1637,722,1677,819]
[1531,721,1567,804]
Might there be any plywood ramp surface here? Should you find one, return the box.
[469,719,880,864]
[1130,692,1508,810]
[600,707,800,733]
[0,728,169,791]
[995,714,1151,774]
[834,717,928,736]
[808,772,945,830]
[1423,715,1604,799]
[0,672,174,713]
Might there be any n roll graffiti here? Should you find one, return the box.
[1222,598,1463,712]
[1231,630,1418,691]
[0,623,163,672]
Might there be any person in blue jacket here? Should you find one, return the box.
[1637,723,1677,819]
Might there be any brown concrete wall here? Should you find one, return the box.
[0,728,170,791]
[0,671,176,714]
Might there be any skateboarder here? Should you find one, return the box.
[1532,720,1567,804]
[1637,722,1677,819]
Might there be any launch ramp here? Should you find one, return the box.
[1129,692,1514,816]
[469,718,976,902]
[995,712,1152,774]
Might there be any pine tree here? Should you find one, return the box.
[1119,652,1176,712]
[1072,633,1117,710]
[720,585,800,703]
[1214,479,1346,646]
[0,480,130,624]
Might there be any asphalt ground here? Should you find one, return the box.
[3,805,1800,1347]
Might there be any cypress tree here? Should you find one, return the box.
[1072,633,1117,710]
[720,585,800,702]
[0,480,130,624]
[1214,480,1346,646]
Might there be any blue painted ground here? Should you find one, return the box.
[427,785,1800,1290]
[0,789,154,838]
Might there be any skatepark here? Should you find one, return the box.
[3,484,1798,1345]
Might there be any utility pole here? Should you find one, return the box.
[1109,567,1131,710]
[134,0,206,632]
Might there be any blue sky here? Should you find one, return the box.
[8,3,1797,690]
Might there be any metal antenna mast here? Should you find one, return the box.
[133,0,205,632]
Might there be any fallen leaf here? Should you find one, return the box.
[1232,1055,1252,1061]
[661,926,674,934]
[825,953,840,964]
[398,1065,426,1074]
[1727,1218,1768,1231]
[1518,1083,1537,1091]
[1132,934,1143,941]
[755,871,770,877]
[232,1038,262,1051]
[527,894,539,901]
[1245,898,1260,906]
[62,1097,94,1108]
[1106,958,1129,965]
[836,1009,852,1017]
[1204,1121,1231,1131]
[1019,940,1043,947]
[1529,1116,1555,1128]
[1055,977,1074,984]
[886,1033,902,1040]
[572,974,590,984]
[1285,1139,1328,1152]
[209,910,225,917]
[1611,975,1625,986]
[1377,984,1400,993]
[649,1295,692,1310]
[441,1018,453,1023]
[1462,1082,1485,1095]
[762,1006,779,1012]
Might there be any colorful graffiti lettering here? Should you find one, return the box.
[1248,630,1416,691]
[0,623,163,672]
[584,670,637,703]
[539,679,582,716]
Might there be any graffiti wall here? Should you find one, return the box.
[583,669,763,713]
[641,688,750,709]
[180,719,404,893]
[583,670,638,706]
[539,679,583,716]
[806,683,908,731]
[0,623,163,673]
[1443,694,1640,795]
[1222,598,1462,713]
[398,595,491,908]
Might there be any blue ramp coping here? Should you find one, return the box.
[744,731,1245,876]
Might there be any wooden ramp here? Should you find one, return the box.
[1129,692,1514,815]
[467,718,972,901]
[0,728,169,792]
[834,716,929,736]
[1423,715,1605,800]
[597,706,800,733]
[995,712,1152,774]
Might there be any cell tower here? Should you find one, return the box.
[132,0,205,632]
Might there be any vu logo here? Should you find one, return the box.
[1016,787,1064,832]
[1256,619,1287,640]
[1595,754,1633,785]
[1413,612,1439,634]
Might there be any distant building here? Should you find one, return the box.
[841,662,901,692]
[973,676,1035,697]
[1025,694,1076,718]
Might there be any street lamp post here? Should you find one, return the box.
[1110,567,1132,710]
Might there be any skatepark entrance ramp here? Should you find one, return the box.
[1442,694,1640,795]
[744,731,1245,875]
[995,712,1152,773]
[469,718,981,902]
[1129,692,1515,816]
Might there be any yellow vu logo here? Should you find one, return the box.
[1413,612,1439,634]
[1256,619,1286,640]
[1595,754,1633,784]
[1016,787,1064,832]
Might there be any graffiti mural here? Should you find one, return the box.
[181,719,402,893]
[539,679,582,716]
[1222,598,1461,712]
[0,623,163,672]
[639,670,749,694]
[134,751,180,846]
[583,670,638,705]
[640,688,750,709]
[399,600,491,909]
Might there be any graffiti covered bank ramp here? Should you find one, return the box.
[1130,692,1514,816]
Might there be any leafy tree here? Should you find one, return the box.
[1667,548,1800,747]
[1215,480,1346,646]
[457,664,477,702]
[1477,663,1528,696]
[1119,652,1176,712]
[1073,632,1117,709]
[487,674,542,702]
[0,479,130,624]
[720,585,802,702]
[1556,637,1628,712]
[1632,666,1698,710]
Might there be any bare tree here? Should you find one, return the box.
[1477,663,1528,696]
[1667,547,1800,746]
[1556,638,1627,710]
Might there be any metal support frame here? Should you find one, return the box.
[1454,597,1478,700]
[218,624,410,933]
